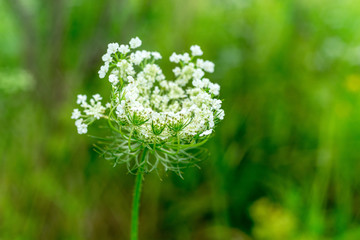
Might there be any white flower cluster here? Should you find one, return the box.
[71,94,107,134]
[72,36,225,148]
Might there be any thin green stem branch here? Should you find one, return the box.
[130,147,148,240]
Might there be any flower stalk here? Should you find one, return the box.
[131,147,148,240]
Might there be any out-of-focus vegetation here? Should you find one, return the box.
[1,0,360,239]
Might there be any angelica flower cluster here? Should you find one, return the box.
[72,37,225,172]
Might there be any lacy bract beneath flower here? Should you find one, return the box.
[72,37,225,146]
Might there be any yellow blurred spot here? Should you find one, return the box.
[345,74,360,92]
[250,198,298,240]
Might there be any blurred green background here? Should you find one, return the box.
[1,0,360,239]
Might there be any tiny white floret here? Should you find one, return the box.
[107,43,119,54]
[71,109,81,119]
[129,37,142,49]
[109,74,119,85]
[169,53,181,63]
[190,45,203,56]
[77,94,87,104]
[152,52,162,60]
[200,129,213,137]
[119,44,130,54]
[93,94,102,102]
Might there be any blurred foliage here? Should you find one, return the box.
[1,0,360,239]
[0,69,34,94]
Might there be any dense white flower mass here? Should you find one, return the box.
[72,37,225,172]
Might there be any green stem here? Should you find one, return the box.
[130,147,148,240]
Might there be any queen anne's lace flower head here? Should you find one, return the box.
[72,37,225,175]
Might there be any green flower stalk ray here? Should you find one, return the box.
[71,37,225,239]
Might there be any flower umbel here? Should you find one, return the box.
[72,37,225,175]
